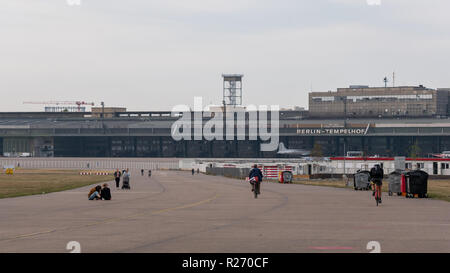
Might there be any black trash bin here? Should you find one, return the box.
[404,170,428,198]
[353,170,371,190]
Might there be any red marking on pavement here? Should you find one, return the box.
[309,246,354,250]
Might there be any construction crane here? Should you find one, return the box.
[23,101,95,112]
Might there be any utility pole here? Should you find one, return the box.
[393,72,395,87]
[343,139,349,186]
[222,99,226,144]
[99,101,106,136]
[343,140,346,175]
[101,101,105,118]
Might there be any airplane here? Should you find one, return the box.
[277,142,311,156]
[431,151,450,158]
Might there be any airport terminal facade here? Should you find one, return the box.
[2,85,450,158]
[1,111,450,158]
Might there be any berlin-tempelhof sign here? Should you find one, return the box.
[296,128,369,135]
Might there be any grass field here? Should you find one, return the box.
[0,169,113,199]
[290,178,450,202]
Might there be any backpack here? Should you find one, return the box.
[371,166,383,179]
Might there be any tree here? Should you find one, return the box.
[311,143,323,159]
[408,140,421,158]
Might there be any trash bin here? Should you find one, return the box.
[404,170,428,198]
[278,171,293,184]
[401,173,406,196]
[388,171,402,196]
[353,170,371,190]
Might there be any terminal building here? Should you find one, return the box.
[1,110,450,158]
[1,85,450,158]
[309,85,450,118]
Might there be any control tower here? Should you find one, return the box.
[222,74,243,107]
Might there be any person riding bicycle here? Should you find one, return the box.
[248,164,263,195]
[370,164,384,203]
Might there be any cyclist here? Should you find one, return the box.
[248,164,263,195]
[370,164,384,203]
[148,169,152,177]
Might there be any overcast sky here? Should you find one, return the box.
[1,0,450,112]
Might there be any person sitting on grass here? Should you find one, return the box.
[88,185,102,200]
[101,183,111,200]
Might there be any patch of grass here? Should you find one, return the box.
[291,179,348,189]
[426,180,450,202]
[0,169,113,199]
[291,178,450,202]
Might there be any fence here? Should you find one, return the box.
[0,158,180,171]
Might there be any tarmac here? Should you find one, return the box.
[0,170,449,253]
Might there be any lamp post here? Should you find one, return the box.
[343,139,348,186]
[343,140,346,173]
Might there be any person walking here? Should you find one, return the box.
[113,169,122,190]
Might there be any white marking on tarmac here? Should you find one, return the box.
[309,246,354,250]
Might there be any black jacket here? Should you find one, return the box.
[370,166,384,182]
[249,168,263,182]
[101,188,111,200]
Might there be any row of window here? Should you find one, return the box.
[312,94,433,102]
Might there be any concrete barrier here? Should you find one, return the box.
[206,167,250,180]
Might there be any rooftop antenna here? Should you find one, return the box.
[393,71,396,87]
[383,77,388,88]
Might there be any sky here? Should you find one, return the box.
[1,0,450,111]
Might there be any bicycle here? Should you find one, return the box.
[247,177,260,199]
[372,180,382,206]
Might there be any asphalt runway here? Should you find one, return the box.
[0,170,449,253]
